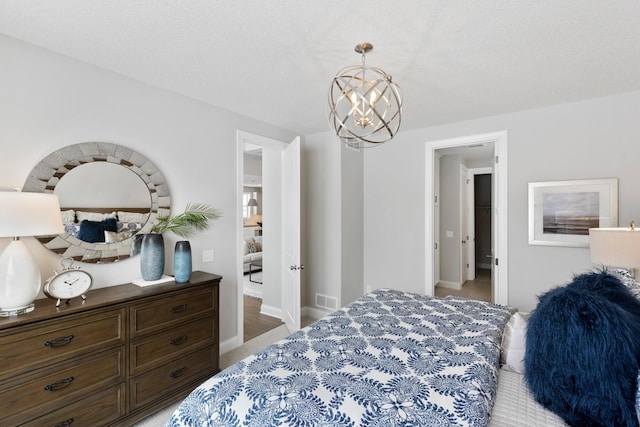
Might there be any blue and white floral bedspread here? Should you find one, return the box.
[167,289,516,427]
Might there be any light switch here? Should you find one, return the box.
[446,231,454,238]
[202,249,214,263]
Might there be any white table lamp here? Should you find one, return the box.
[0,192,64,316]
[589,223,640,278]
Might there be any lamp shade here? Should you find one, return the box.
[589,227,640,268]
[0,192,64,237]
[247,198,258,207]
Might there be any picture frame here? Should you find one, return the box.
[528,178,618,247]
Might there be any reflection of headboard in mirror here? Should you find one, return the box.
[22,142,171,263]
[57,207,150,244]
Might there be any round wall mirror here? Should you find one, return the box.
[23,142,171,263]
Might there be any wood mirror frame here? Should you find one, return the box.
[22,142,171,263]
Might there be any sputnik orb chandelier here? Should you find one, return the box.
[328,42,403,148]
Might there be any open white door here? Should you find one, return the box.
[282,137,301,332]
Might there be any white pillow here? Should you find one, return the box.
[500,312,530,374]
[243,238,253,255]
[60,209,76,224]
[76,210,117,222]
[117,211,149,223]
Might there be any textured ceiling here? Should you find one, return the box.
[2,0,640,136]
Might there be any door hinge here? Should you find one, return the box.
[495,155,499,164]
[495,257,499,266]
[434,242,438,250]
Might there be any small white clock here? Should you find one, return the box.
[43,258,93,307]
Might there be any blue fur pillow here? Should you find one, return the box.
[568,270,640,320]
[525,271,640,427]
[77,217,117,243]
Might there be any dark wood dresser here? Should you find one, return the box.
[0,271,220,426]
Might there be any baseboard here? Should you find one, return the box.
[220,335,241,355]
[436,280,462,290]
[302,305,331,320]
[260,304,281,319]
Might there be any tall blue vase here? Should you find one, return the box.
[140,233,165,281]
[173,241,192,283]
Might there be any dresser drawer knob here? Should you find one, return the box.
[44,335,74,348]
[170,367,187,378]
[170,304,188,313]
[170,335,188,346]
[55,418,74,427]
[44,376,74,391]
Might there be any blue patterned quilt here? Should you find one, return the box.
[167,289,516,427]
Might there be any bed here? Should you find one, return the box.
[168,289,516,426]
[167,269,640,427]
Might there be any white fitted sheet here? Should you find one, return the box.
[489,367,568,427]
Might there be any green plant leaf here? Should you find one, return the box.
[151,202,222,239]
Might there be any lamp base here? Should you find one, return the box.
[0,239,41,316]
[0,303,35,317]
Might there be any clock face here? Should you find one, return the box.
[44,270,93,299]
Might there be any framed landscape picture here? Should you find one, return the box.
[528,178,618,247]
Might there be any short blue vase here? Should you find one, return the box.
[140,233,165,281]
[173,241,192,283]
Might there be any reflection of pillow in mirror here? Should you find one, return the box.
[117,211,149,223]
[60,209,76,224]
[104,230,132,243]
[118,221,144,233]
[77,218,118,243]
[64,223,80,237]
[76,210,117,222]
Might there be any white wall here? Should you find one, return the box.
[340,144,363,306]
[361,91,640,311]
[0,34,296,345]
[302,133,342,311]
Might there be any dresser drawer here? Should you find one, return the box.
[0,308,125,380]
[18,383,125,427]
[1,349,124,423]
[130,286,216,337]
[130,346,217,410]
[131,317,216,375]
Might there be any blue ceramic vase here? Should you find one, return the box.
[140,233,165,281]
[173,241,192,283]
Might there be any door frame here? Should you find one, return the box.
[425,131,508,305]
[236,130,289,349]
